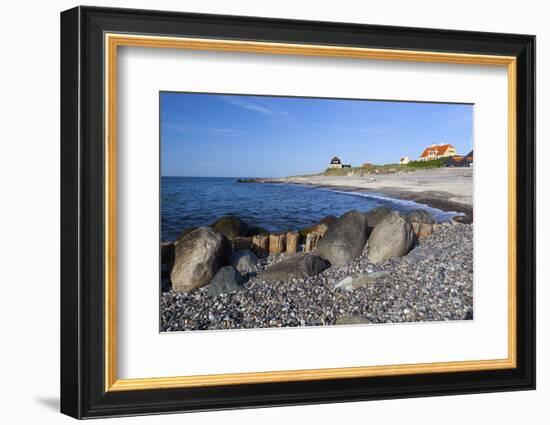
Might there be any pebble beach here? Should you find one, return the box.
[161,221,473,332]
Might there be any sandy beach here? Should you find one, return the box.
[268,168,473,220]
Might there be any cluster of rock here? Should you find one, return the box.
[162,206,443,299]
[161,221,473,331]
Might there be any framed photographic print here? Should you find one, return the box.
[60,6,536,419]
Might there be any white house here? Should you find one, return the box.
[329,156,343,168]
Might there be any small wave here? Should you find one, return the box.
[318,188,463,222]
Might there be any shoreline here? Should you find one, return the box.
[241,168,473,223]
[285,182,473,223]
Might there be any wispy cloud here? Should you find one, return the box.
[218,96,291,118]
[162,123,246,136]
[320,123,389,136]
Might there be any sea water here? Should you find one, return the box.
[161,177,460,242]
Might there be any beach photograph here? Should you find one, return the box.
[160,92,474,332]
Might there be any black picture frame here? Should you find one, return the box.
[61,5,536,419]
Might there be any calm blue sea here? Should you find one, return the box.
[161,177,459,242]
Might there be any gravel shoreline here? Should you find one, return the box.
[307,184,473,223]
[244,181,473,223]
[161,222,473,332]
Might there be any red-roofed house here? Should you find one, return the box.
[419,143,457,161]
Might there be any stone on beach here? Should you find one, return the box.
[367,212,414,264]
[258,254,329,281]
[208,266,246,297]
[230,249,258,273]
[212,215,248,240]
[363,206,392,231]
[176,227,196,242]
[452,215,469,224]
[402,245,443,263]
[334,271,390,291]
[320,215,338,226]
[406,209,435,224]
[171,226,230,292]
[316,210,368,267]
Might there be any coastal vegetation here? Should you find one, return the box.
[322,158,447,176]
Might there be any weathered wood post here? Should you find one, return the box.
[305,232,321,252]
[410,222,434,238]
[285,232,299,254]
[411,222,421,237]
[417,223,433,238]
[252,234,269,254]
[269,233,286,254]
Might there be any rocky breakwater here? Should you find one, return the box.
[161,208,473,331]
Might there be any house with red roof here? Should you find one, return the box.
[419,143,457,161]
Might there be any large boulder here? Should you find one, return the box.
[364,207,393,230]
[452,215,470,224]
[406,209,435,224]
[171,227,230,292]
[367,212,414,264]
[258,254,328,281]
[212,215,248,240]
[230,249,258,273]
[208,266,245,297]
[176,227,196,242]
[316,210,368,267]
[320,215,338,226]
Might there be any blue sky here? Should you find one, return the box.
[160,92,473,177]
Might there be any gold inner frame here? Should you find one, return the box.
[104,33,517,392]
